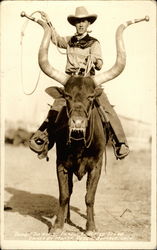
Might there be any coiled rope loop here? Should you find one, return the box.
[20,11,95,95]
[20,11,44,95]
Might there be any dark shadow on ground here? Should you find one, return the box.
[4,187,86,233]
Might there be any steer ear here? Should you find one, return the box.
[45,87,64,99]
[95,87,103,97]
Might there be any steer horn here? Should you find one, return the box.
[93,16,149,86]
[21,11,69,85]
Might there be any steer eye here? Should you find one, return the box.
[87,95,95,101]
[64,93,72,100]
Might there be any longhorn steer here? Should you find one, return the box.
[46,76,105,233]
[21,11,149,234]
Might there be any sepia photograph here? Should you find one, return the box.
[1,0,156,249]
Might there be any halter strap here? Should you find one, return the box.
[85,108,95,148]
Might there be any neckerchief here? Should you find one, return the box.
[68,34,98,49]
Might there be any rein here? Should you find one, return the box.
[85,108,95,148]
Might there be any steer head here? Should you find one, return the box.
[46,76,103,142]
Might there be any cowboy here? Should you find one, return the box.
[29,6,129,160]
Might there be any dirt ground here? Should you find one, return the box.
[3,144,151,242]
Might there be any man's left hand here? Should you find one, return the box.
[95,59,103,70]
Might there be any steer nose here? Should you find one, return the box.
[71,117,85,129]
[74,119,83,128]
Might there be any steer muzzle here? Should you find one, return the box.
[68,116,88,141]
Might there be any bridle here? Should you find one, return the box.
[84,109,95,148]
[66,99,95,148]
[66,101,93,121]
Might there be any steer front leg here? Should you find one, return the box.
[85,161,102,235]
[50,165,72,234]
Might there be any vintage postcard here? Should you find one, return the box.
[1,0,156,249]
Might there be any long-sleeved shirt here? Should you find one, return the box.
[50,27,103,75]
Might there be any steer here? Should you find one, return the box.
[21,11,149,234]
[46,76,106,234]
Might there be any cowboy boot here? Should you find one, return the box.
[112,139,130,160]
[29,109,58,159]
[110,127,130,160]
[98,93,129,160]
[97,107,130,159]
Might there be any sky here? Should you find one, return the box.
[1,0,156,130]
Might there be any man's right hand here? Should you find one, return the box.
[40,11,51,23]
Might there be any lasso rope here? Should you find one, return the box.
[20,11,43,95]
[20,10,95,95]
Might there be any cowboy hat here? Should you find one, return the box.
[67,6,97,26]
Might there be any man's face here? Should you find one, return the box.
[75,19,90,35]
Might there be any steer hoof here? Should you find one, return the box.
[49,227,63,235]
[65,217,72,224]
[86,230,97,238]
